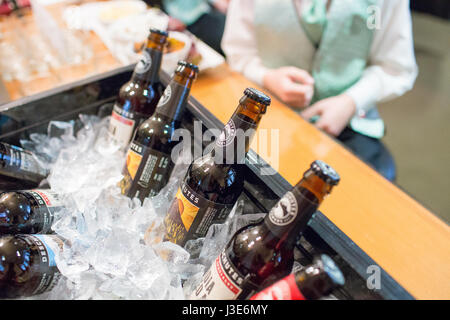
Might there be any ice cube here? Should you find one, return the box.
[184,238,205,260]
[127,246,168,291]
[19,114,272,301]
[153,241,190,265]
[86,228,139,276]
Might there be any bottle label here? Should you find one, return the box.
[24,235,63,296]
[216,116,258,148]
[109,103,137,147]
[191,251,245,300]
[2,144,47,178]
[134,50,152,74]
[216,119,237,148]
[164,182,232,245]
[18,150,47,177]
[29,189,64,233]
[214,116,258,164]
[250,274,306,300]
[156,82,189,121]
[157,83,172,107]
[265,187,319,239]
[268,191,298,226]
[120,141,173,200]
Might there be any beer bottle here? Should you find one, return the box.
[120,61,199,202]
[0,189,63,234]
[0,142,48,190]
[108,28,168,148]
[190,160,340,300]
[163,88,271,247]
[250,254,345,300]
[0,234,63,298]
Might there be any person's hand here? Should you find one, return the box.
[213,0,230,14]
[167,16,186,31]
[263,67,314,108]
[301,94,356,137]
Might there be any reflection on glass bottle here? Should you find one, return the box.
[250,254,345,300]
[120,61,199,202]
[0,234,63,298]
[0,142,48,190]
[191,160,340,300]
[108,29,168,149]
[0,189,64,234]
[163,88,271,247]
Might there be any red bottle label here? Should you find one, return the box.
[250,274,306,300]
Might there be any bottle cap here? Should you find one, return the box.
[296,254,345,299]
[244,88,271,106]
[177,60,199,73]
[309,160,340,186]
[149,28,168,37]
[318,254,345,287]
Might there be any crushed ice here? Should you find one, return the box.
[19,114,265,300]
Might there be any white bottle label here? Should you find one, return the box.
[134,50,152,74]
[109,104,136,147]
[268,191,298,226]
[31,189,64,208]
[157,83,172,107]
[33,235,63,267]
[19,150,47,176]
[28,235,63,295]
[190,251,244,300]
[216,119,237,147]
[30,189,64,233]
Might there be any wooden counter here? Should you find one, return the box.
[191,64,450,300]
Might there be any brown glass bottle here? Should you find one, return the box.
[0,142,48,190]
[108,28,168,148]
[250,254,345,300]
[163,88,271,247]
[190,160,340,300]
[120,61,199,202]
[0,189,63,234]
[0,234,63,298]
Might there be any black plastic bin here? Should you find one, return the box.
[0,66,414,300]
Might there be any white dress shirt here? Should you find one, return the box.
[221,0,418,113]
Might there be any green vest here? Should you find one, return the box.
[254,0,384,138]
[163,0,210,26]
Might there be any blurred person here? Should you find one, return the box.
[222,0,418,181]
[151,0,230,55]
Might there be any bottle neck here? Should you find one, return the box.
[233,98,266,125]
[131,46,163,84]
[154,76,194,122]
[213,99,265,164]
[264,179,323,246]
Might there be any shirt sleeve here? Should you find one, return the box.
[345,0,418,114]
[221,0,269,86]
